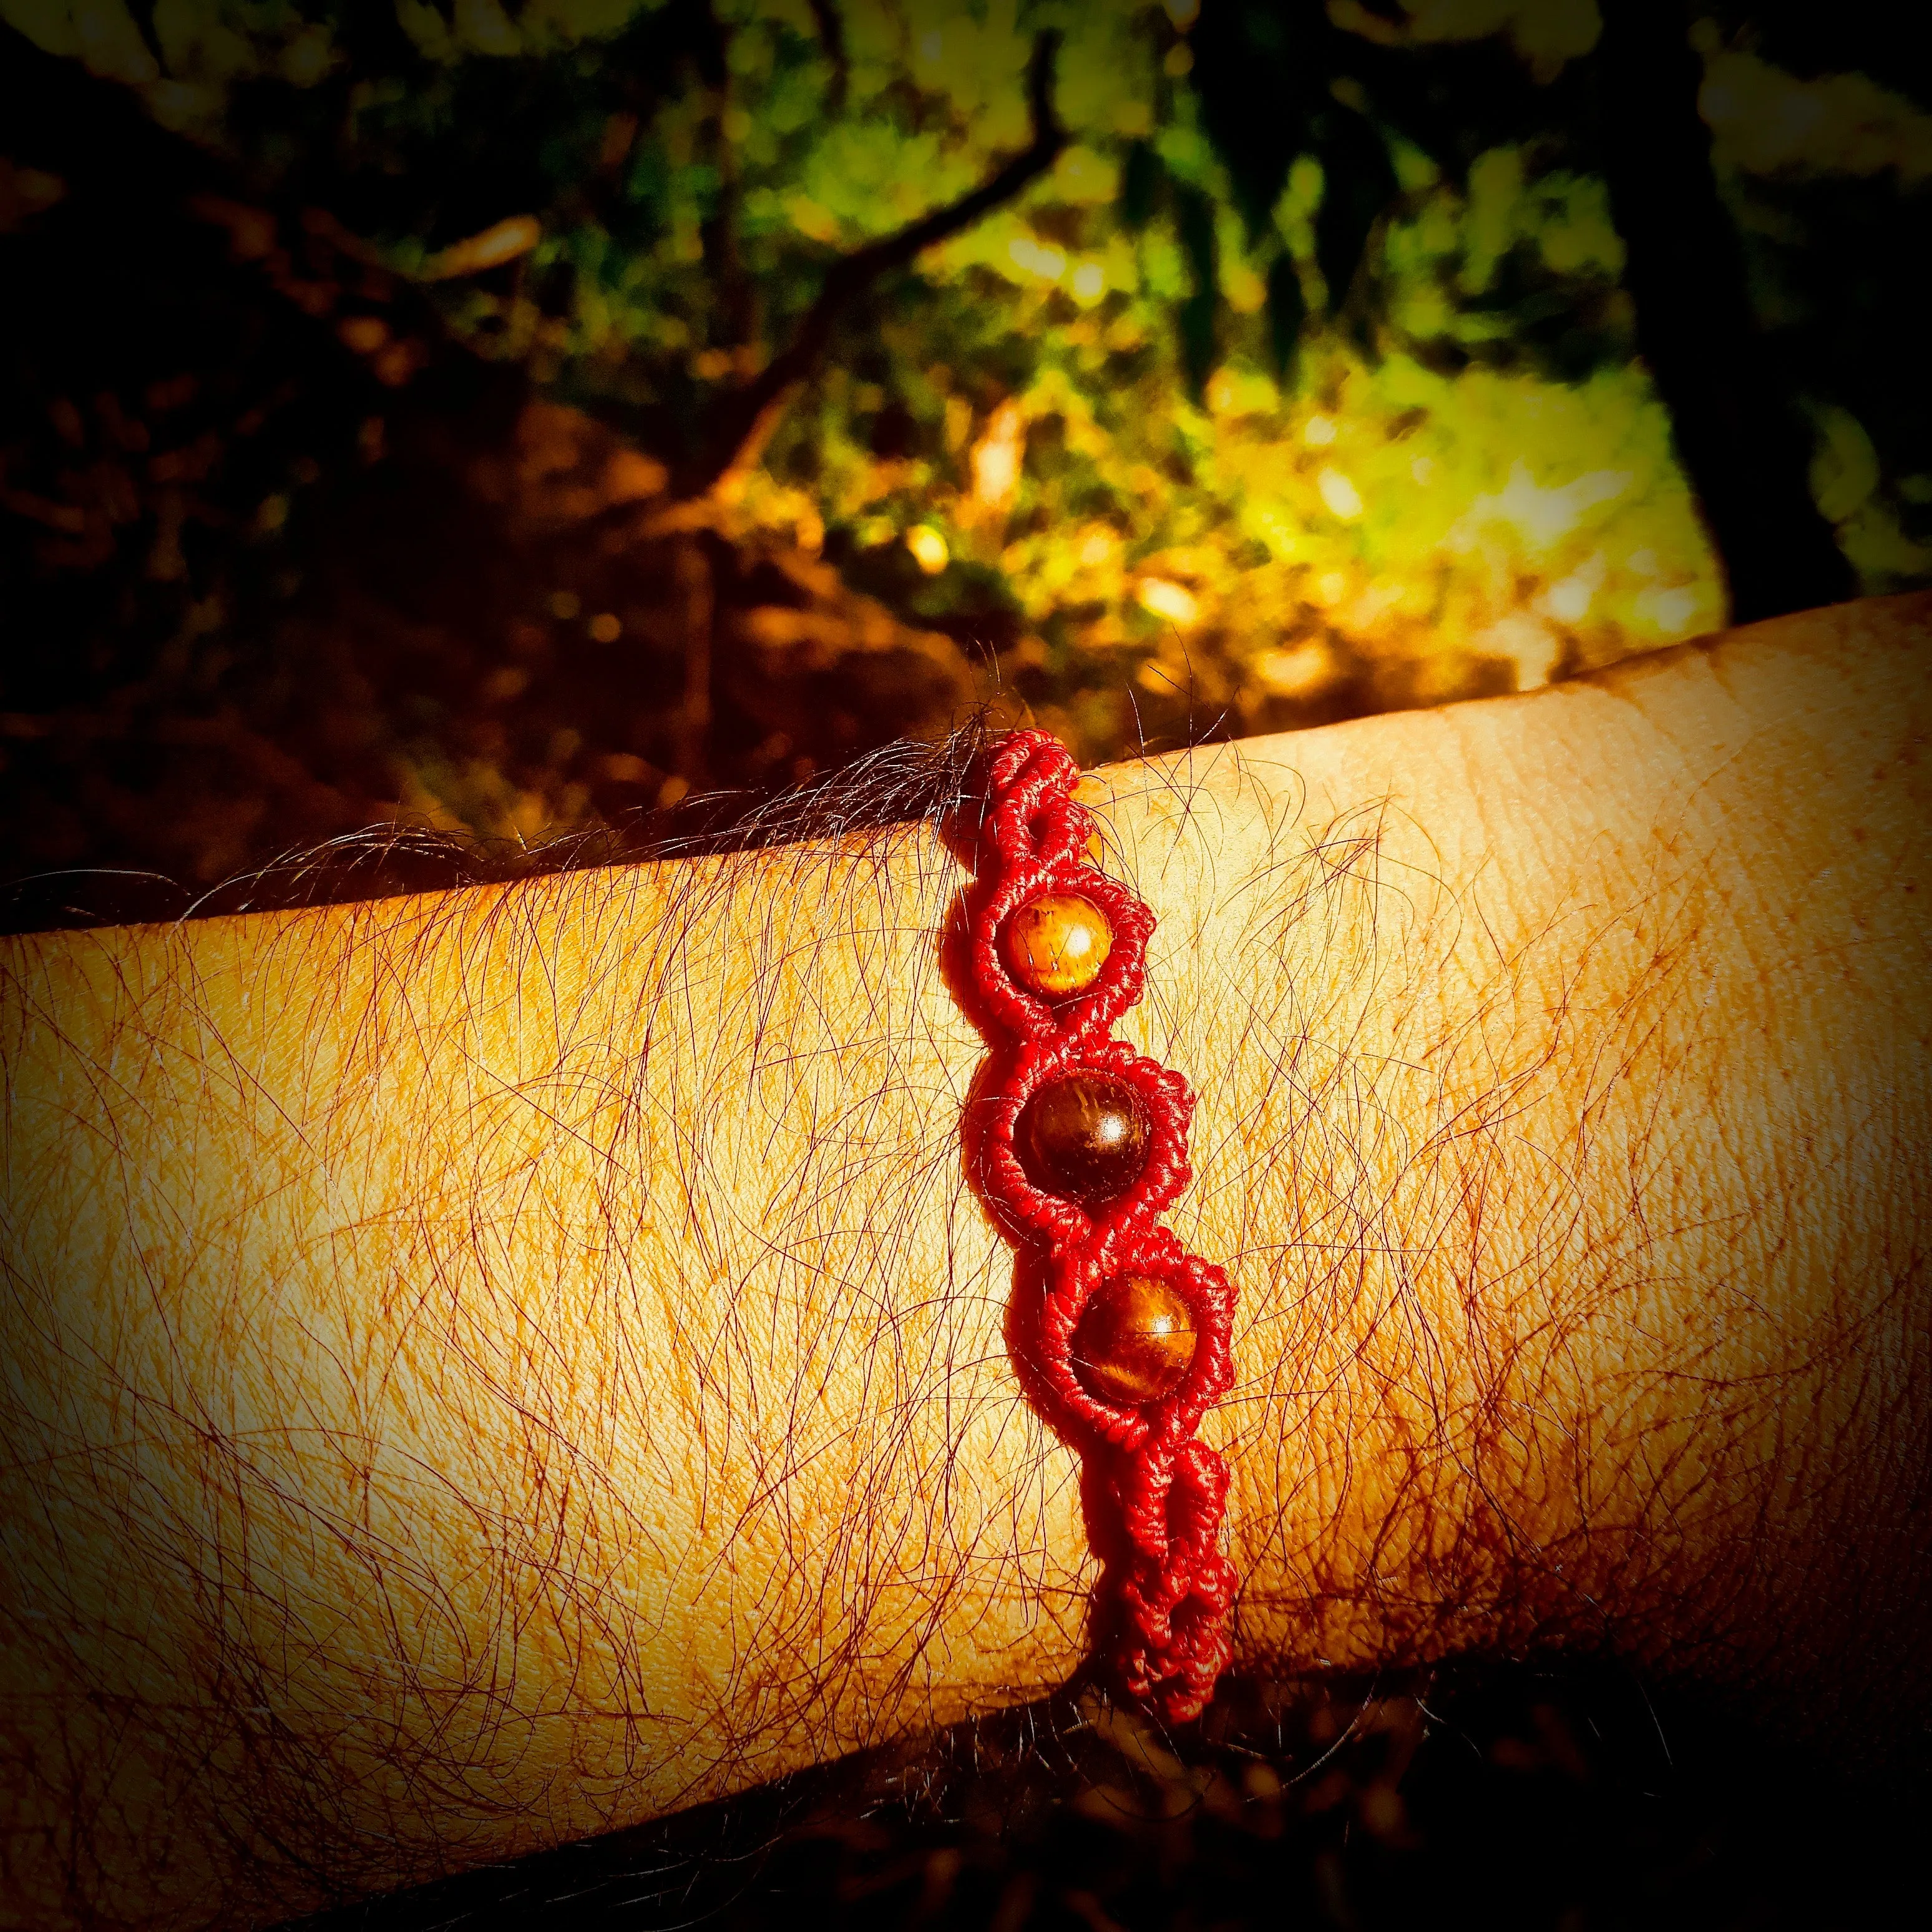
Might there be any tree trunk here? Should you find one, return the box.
[1594,0,1853,623]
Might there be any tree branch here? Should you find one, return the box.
[679,27,1065,499]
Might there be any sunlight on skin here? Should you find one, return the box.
[2,596,1928,1928]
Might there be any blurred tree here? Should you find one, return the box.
[1589,0,1852,618]
[1183,0,1855,619]
[0,1,1925,905]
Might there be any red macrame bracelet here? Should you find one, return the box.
[959,728,1237,1721]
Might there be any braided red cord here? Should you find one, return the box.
[960,728,1237,1722]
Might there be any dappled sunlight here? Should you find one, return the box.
[0,0,1923,884]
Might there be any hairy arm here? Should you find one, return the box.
[2,595,1928,1927]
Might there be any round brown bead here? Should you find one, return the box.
[1014,1073,1149,1204]
[1003,894,1114,997]
[1071,1274,1198,1407]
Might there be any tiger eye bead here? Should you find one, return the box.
[1071,1274,1198,1407]
[1014,1073,1149,1204]
[1003,894,1114,997]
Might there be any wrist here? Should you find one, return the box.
[1136,607,1932,1724]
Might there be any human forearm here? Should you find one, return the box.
[1200,596,1932,1712]
[3,595,1928,1926]
[0,824,1051,1920]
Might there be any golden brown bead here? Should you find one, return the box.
[1015,1073,1149,1204]
[1071,1274,1198,1407]
[1003,894,1113,996]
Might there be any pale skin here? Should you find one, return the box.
[1,593,1928,1928]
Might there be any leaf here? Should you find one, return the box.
[1188,0,1329,240]
[1266,252,1307,378]
[1313,109,1397,312]
[1120,139,1163,230]
[1174,183,1220,396]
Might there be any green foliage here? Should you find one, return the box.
[9,0,1928,793]
[1693,17,1932,589]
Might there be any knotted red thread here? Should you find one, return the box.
[960,729,1237,1720]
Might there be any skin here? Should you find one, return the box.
[1,593,1927,1927]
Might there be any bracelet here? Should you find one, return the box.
[959,729,1237,1720]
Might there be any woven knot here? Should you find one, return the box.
[964,728,1237,1722]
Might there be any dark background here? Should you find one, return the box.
[3,2,1928,1924]
[277,1662,1925,1932]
